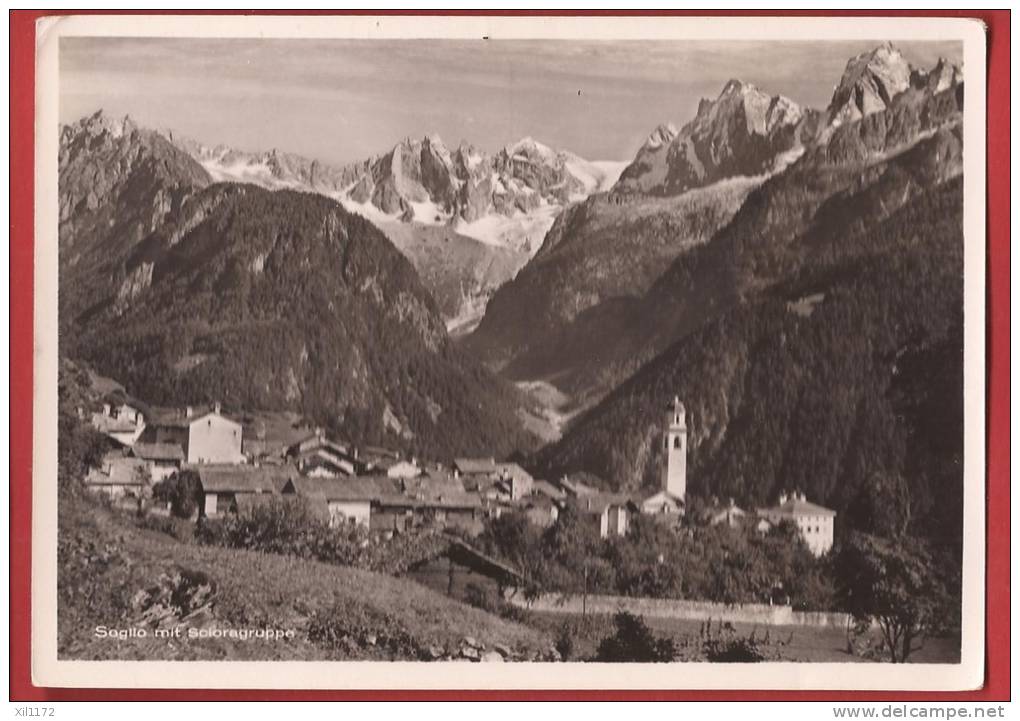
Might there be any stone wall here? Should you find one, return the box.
[507,592,852,629]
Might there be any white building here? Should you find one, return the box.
[149,404,244,465]
[641,395,687,518]
[757,491,837,557]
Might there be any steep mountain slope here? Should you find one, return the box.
[378,222,527,335]
[534,83,965,544]
[614,80,821,196]
[178,134,624,327]
[466,48,962,414]
[64,185,538,458]
[59,111,212,332]
[59,120,539,459]
[463,175,761,377]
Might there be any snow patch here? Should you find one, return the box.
[454,204,561,255]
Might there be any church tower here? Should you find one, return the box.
[662,396,687,500]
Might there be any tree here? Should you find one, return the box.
[833,532,950,663]
[57,411,111,498]
[596,612,676,662]
[477,510,548,590]
[845,471,914,538]
[153,470,203,519]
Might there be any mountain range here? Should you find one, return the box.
[174,132,625,333]
[518,46,965,548]
[467,44,962,405]
[58,114,540,458]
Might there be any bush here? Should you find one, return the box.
[195,496,452,576]
[463,581,532,625]
[152,470,203,519]
[701,623,785,662]
[554,624,577,661]
[135,512,195,543]
[307,601,424,659]
[595,612,676,662]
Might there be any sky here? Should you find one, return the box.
[60,38,963,166]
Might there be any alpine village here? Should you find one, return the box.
[59,44,964,664]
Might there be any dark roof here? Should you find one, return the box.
[453,457,498,475]
[285,475,402,502]
[570,492,634,515]
[98,390,151,417]
[563,470,605,488]
[131,442,185,462]
[362,445,400,460]
[287,434,351,456]
[194,465,293,493]
[412,537,526,586]
[495,462,533,481]
[242,438,290,457]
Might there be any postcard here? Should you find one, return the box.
[31,13,987,690]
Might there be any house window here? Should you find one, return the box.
[673,436,681,449]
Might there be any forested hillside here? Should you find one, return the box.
[59,116,539,459]
[533,85,965,551]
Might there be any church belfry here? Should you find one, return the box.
[662,396,687,500]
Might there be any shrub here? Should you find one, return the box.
[595,612,676,662]
[195,496,451,576]
[554,624,577,661]
[152,470,203,519]
[307,601,424,659]
[701,624,784,662]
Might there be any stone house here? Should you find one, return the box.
[145,404,243,465]
[570,493,635,539]
[194,464,292,517]
[91,399,146,446]
[281,475,399,529]
[84,455,150,501]
[130,442,185,482]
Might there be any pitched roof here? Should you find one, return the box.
[286,475,402,502]
[91,413,142,434]
[570,492,634,515]
[453,457,498,475]
[496,462,533,481]
[641,490,685,507]
[194,464,294,493]
[758,496,836,518]
[242,438,290,457]
[131,442,185,462]
[287,433,351,457]
[150,407,241,429]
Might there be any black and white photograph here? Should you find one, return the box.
[33,15,987,690]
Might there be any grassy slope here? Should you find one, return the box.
[58,501,551,661]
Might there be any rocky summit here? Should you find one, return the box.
[614,79,817,196]
[179,132,623,254]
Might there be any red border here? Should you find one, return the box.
[9,9,1010,702]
